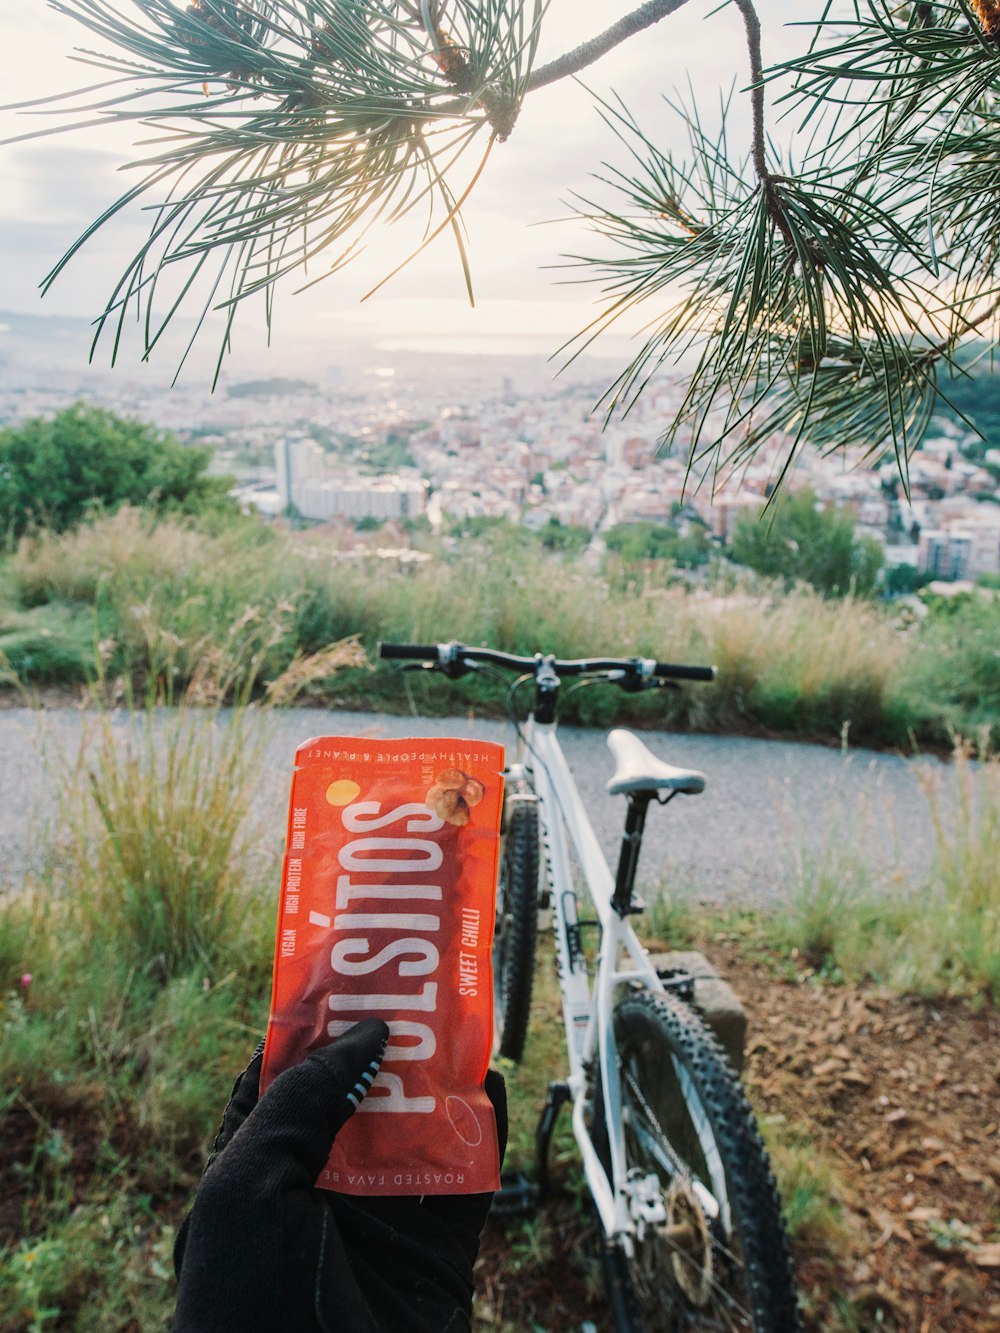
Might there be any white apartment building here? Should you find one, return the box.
[918,510,1000,579]
[275,436,325,509]
[274,436,426,521]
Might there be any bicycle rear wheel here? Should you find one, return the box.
[492,792,540,1061]
[595,988,801,1332]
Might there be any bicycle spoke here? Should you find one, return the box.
[620,1066,761,1329]
[670,1054,730,1230]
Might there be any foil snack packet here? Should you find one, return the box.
[261,735,504,1196]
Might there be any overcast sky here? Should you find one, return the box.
[1,0,811,377]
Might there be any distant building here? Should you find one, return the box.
[275,436,325,510]
[274,436,426,520]
[299,477,427,521]
[918,514,1000,579]
[697,491,763,542]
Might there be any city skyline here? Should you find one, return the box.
[2,0,804,385]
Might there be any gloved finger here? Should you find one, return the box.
[213,1018,390,1195]
[207,1038,265,1164]
[419,1068,508,1260]
[173,1023,389,1333]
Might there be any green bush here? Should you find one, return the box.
[0,604,94,684]
[730,489,884,597]
[0,404,235,542]
[898,592,1000,739]
[604,519,710,568]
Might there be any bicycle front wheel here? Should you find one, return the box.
[492,792,540,1061]
[595,988,802,1332]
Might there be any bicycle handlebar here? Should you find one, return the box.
[376,639,717,683]
[378,642,442,662]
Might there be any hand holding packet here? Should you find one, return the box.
[261,736,504,1196]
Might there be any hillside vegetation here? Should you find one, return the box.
[1,403,998,746]
[3,414,999,1332]
[0,405,234,540]
[2,502,999,748]
[1,691,997,1330]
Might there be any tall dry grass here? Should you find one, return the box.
[2,507,939,744]
[319,535,912,740]
[0,692,284,1328]
[680,585,909,739]
[776,746,1000,1002]
[66,705,267,977]
[12,596,364,983]
[13,508,291,697]
[904,746,1000,999]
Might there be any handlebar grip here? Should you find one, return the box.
[654,661,717,682]
[377,642,441,662]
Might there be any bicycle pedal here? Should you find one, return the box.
[490,1170,539,1218]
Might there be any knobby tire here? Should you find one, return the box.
[492,794,540,1062]
[595,988,802,1332]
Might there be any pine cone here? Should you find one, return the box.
[970,0,1000,40]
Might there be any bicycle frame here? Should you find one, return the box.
[515,715,683,1250]
[373,641,804,1329]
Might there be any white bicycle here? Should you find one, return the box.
[379,640,802,1332]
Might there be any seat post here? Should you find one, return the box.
[612,791,656,917]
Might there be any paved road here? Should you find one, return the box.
[0,708,956,905]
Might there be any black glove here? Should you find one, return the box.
[172,1018,506,1333]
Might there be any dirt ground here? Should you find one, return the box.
[726,940,1000,1332]
[477,942,1000,1332]
[2,943,998,1331]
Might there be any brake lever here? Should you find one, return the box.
[620,675,679,692]
[614,670,679,694]
[441,660,476,680]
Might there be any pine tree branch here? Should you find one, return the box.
[524,0,694,92]
[927,292,1000,363]
[731,0,794,249]
[427,0,696,123]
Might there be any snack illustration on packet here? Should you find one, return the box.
[424,766,485,826]
[261,736,504,1197]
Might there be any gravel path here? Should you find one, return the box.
[0,707,955,905]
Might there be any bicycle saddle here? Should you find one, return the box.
[605,729,706,796]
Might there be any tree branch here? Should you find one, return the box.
[926,292,1000,364]
[524,0,694,93]
[425,1,695,130]
[732,0,794,247]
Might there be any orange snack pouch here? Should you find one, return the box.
[261,736,504,1196]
